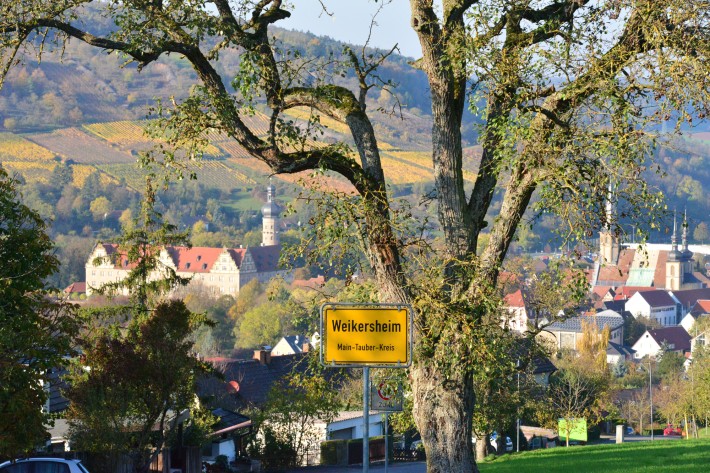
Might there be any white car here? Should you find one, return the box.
[0,458,91,473]
[490,432,513,452]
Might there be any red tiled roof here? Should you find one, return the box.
[64,282,86,293]
[99,244,282,273]
[292,275,326,288]
[653,251,669,288]
[504,289,525,308]
[690,300,710,317]
[592,286,614,299]
[168,246,224,272]
[616,286,653,299]
[596,248,636,285]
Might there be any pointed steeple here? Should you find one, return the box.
[669,210,681,261]
[599,180,619,265]
[605,181,614,230]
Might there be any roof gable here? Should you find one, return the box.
[646,327,692,352]
[636,290,676,307]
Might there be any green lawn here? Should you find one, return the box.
[479,439,710,473]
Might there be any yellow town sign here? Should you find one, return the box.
[320,303,412,367]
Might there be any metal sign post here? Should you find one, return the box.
[320,303,412,473]
[363,367,370,473]
[384,412,389,473]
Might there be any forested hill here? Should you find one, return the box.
[0,3,443,147]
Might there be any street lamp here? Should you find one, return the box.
[649,357,653,441]
[637,357,653,440]
[516,358,521,453]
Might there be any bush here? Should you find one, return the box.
[248,426,298,472]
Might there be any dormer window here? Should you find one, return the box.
[197,255,202,261]
[202,263,208,270]
[186,262,191,269]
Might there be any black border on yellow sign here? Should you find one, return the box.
[320,302,413,368]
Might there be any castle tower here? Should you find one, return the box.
[261,180,280,246]
[599,183,619,264]
[666,212,682,290]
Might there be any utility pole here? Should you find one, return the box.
[649,357,654,441]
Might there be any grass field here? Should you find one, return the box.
[479,439,710,473]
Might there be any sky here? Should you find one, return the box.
[280,0,422,58]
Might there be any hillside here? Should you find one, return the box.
[1,3,710,269]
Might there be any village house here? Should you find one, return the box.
[538,311,624,354]
[631,326,691,359]
[624,290,678,326]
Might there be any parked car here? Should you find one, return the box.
[663,424,683,436]
[0,458,91,473]
[490,432,513,452]
[410,439,425,459]
[626,426,635,436]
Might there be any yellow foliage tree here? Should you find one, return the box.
[577,317,611,373]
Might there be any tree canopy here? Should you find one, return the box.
[3,1,709,471]
[0,167,79,457]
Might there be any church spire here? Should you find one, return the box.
[669,210,681,261]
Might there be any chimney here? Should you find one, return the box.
[253,348,272,365]
[302,342,310,353]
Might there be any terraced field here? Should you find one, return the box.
[99,160,258,193]
[84,120,223,157]
[1,113,442,193]
[28,128,136,164]
[0,133,56,161]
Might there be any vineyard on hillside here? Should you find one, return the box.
[28,128,136,164]
[99,160,259,194]
[84,120,223,157]
[0,132,56,161]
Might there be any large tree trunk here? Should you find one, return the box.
[411,364,478,473]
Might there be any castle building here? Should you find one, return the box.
[85,183,287,297]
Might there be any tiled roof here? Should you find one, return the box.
[248,245,282,272]
[200,353,311,410]
[606,341,635,357]
[97,244,282,273]
[616,286,652,299]
[64,282,86,293]
[600,300,628,314]
[653,251,669,288]
[547,314,624,333]
[504,289,525,308]
[670,288,710,308]
[636,290,676,307]
[690,300,710,317]
[596,248,635,285]
[592,286,614,300]
[292,275,326,288]
[168,246,223,272]
[646,327,691,352]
